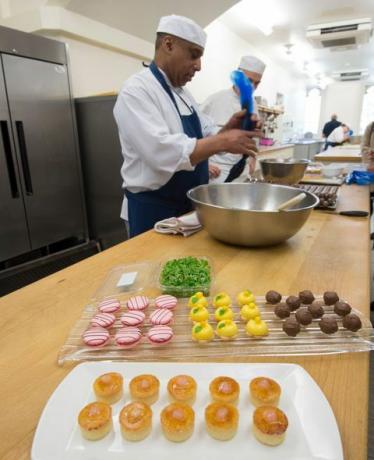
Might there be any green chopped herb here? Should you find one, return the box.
[218,308,225,315]
[191,296,198,303]
[216,295,223,300]
[193,307,199,314]
[194,325,203,333]
[218,322,226,329]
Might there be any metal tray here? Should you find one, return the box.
[58,294,374,365]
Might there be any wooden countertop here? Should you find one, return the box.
[0,185,370,460]
[315,146,362,163]
[258,143,294,154]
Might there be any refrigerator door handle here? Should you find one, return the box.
[15,120,33,196]
[0,120,19,198]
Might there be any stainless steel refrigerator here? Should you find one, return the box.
[0,25,87,263]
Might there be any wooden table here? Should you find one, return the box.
[0,185,371,460]
[315,146,362,163]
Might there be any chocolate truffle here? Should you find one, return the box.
[298,290,315,305]
[323,291,339,306]
[334,301,352,317]
[319,316,338,335]
[308,301,324,319]
[342,313,362,332]
[265,290,282,304]
[274,303,291,319]
[285,295,301,311]
[282,317,301,337]
[295,308,313,326]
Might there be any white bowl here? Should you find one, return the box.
[321,165,344,178]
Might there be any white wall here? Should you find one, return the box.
[319,81,365,135]
[188,20,307,140]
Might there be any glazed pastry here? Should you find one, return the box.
[213,292,232,308]
[188,291,208,308]
[127,295,149,311]
[237,289,255,306]
[160,402,195,442]
[147,325,174,345]
[265,290,282,304]
[319,316,338,334]
[149,308,173,325]
[129,374,160,405]
[78,401,112,441]
[119,401,152,441]
[82,326,110,347]
[167,375,197,405]
[189,306,209,323]
[285,295,301,311]
[191,322,214,342]
[308,301,324,319]
[205,402,239,441]
[114,327,142,348]
[246,316,269,337]
[90,312,116,328]
[209,376,240,404]
[298,290,315,304]
[342,313,362,332]
[120,310,145,327]
[253,406,288,446]
[274,303,291,319]
[334,301,352,317]
[250,377,281,407]
[216,319,238,340]
[98,298,121,314]
[240,303,260,321]
[282,317,301,337]
[93,372,123,405]
[155,294,178,310]
[214,306,234,322]
[295,308,313,326]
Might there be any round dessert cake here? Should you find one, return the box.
[250,377,281,407]
[93,372,123,404]
[129,374,160,405]
[205,402,239,441]
[167,375,197,405]
[119,401,152,441]
[160,402,195,442]
[209,376,240,404]
[78,401,112,441]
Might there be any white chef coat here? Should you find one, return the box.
[327,125,345,144]
[200,87,258,183]
[113,67,217,220]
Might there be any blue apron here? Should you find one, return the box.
[125,62,208,237]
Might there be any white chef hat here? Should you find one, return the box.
[239,55,266,75]
[157,14,207,48]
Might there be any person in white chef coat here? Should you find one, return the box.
[201,55,266,183]
[113,15,259,237]
[324,123,350,150]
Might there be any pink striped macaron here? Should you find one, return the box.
[149,308,173,326]
[82,326,110,347]
[120,310,145,327]
[155,294,177,310]
[147,325,173,345]
[114,327,142,348]
[127,295,149,311]
[90,312,116,328]
[98,298,121,313]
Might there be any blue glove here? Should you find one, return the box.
[346,170,374,185]
[348,129,353,136]
[230,70,256,131]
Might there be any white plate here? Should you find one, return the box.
[32,362,343,460]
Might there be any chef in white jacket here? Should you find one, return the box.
[113,15,258,237]
[201,55,266,183]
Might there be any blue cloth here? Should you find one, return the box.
[126,62,208,237]
[346,170,374,185]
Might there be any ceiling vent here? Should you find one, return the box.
[332,69,369,81]
[306,18,372,50]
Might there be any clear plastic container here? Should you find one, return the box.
[157,256,214,297]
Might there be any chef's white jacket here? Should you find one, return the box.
[200,88,258,183]
[327,126,345,144]
[113,67,217,220]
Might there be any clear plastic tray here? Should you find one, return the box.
[58,295,374,365]
[91,262,157,301]
[157,256,214,298]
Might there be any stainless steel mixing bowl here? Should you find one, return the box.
[187,182,319,247]
[260,158,309,185]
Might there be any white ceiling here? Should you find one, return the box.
[220,0,374,85]
[63,0,374,85]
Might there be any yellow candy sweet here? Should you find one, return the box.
[240,303,260,321]
[237,289,256,306]
[214,306,234,322]
[212,292,231,308]
[192,322,214,342]
[215,319,238,339]
[188,292,208,308]
[189,306,209,323]
[246,316,269,337]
